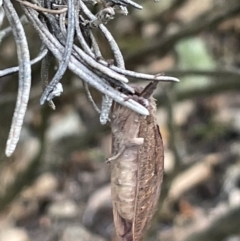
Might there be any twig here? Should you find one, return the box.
[0,15,28,43]
[79,0,126,69]
[3,0,31,157]
[99,94,112,124]
[0,47,48,77]
[82,80,102,114]
[75,8,94,57]
[41,49,56,109]
[15,0,68,14]
[40,0,75,105]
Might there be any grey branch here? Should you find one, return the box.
[3,0,31,157]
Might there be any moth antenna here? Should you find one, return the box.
[139,81,158,99]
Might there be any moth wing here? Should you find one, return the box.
[112,201,132,241]
[132,115,164,241]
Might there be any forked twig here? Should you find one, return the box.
[23,6,149,115]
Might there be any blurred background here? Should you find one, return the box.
[1,0,240,240]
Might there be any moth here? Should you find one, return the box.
[108,81,164,241]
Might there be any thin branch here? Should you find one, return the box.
[15,0,68,14]
[99,94,112,124]
[0,15,28,43]
[3,0,31,157]
[79,0,126,69]
[40,0,75,105]
[41,49,56,109]
[0,0,4,29]
[0,47,47,77]
[82,80,102,114]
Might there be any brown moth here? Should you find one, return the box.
[108,81,164,241]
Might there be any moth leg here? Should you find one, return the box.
[106,146,125,163]
[106,137,144,163]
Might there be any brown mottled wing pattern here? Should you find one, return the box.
[132,97,164,241]
[110,82,164,241]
